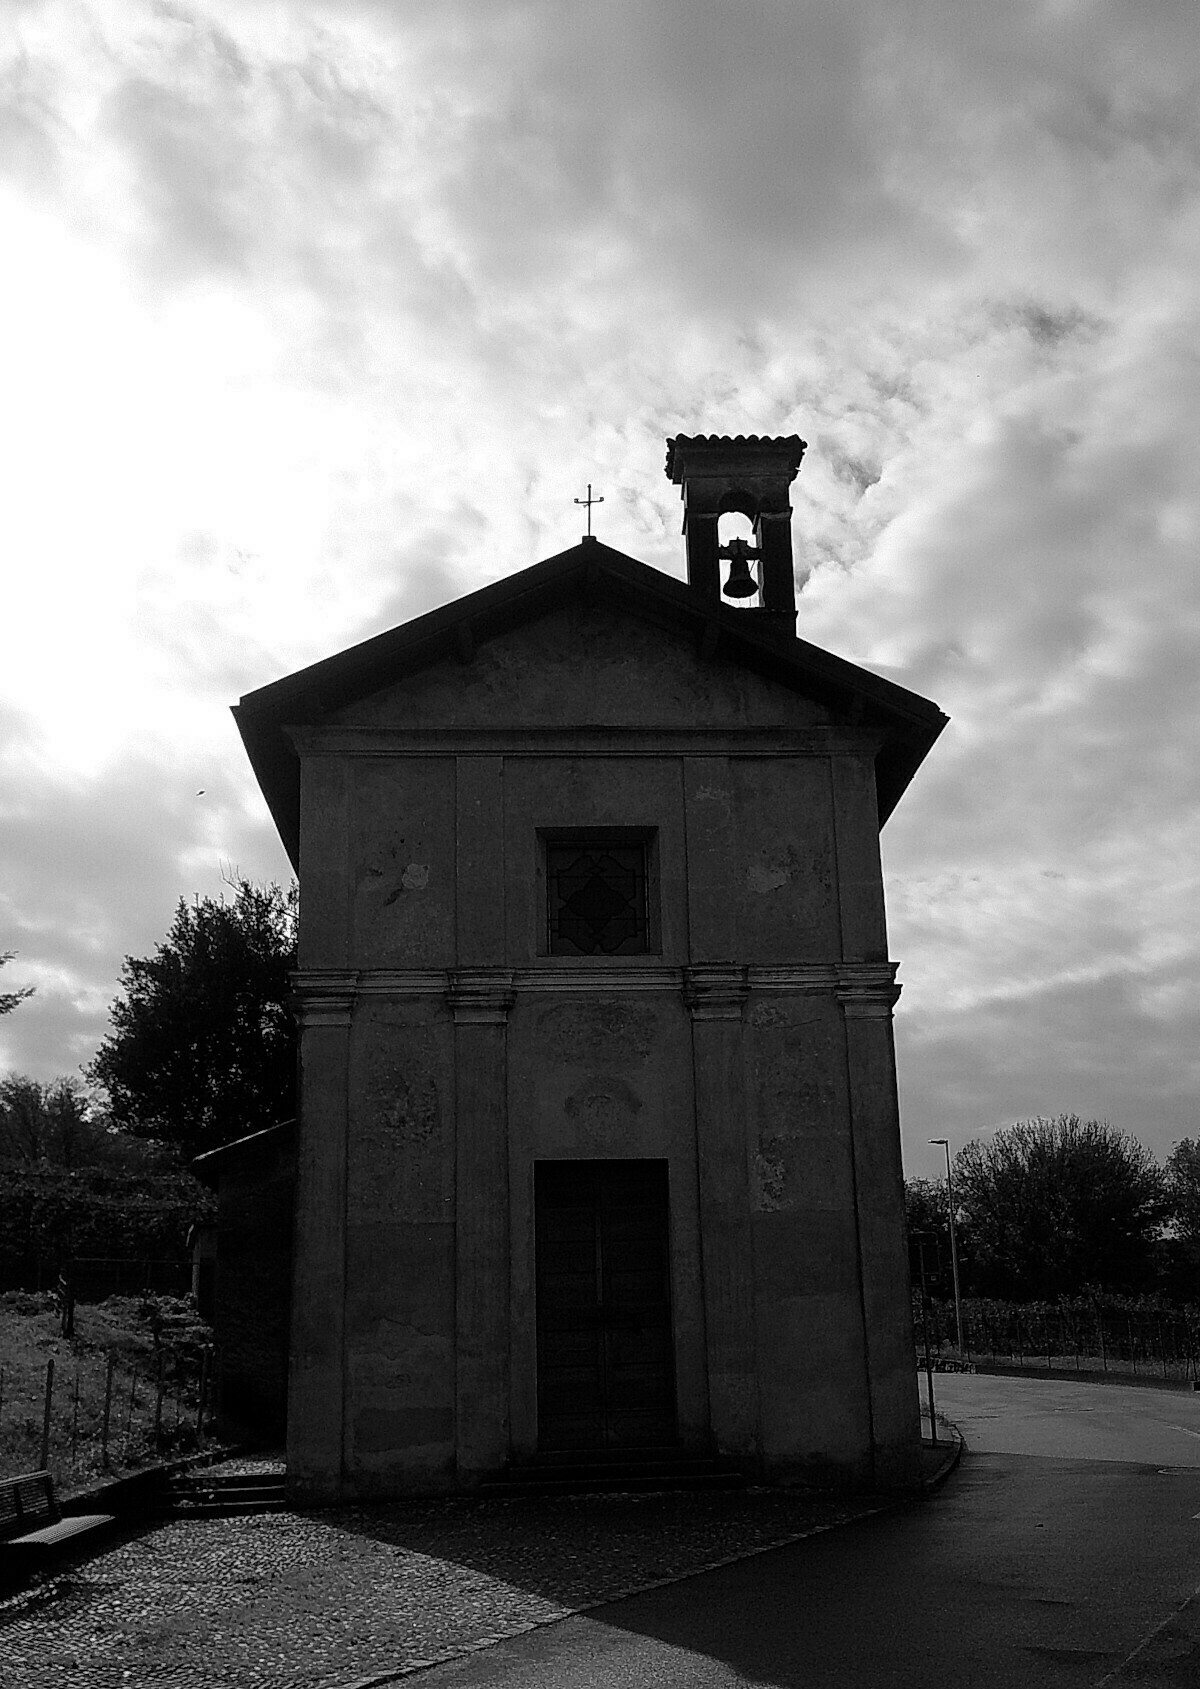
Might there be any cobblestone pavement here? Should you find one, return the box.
[0,1468,886,1689]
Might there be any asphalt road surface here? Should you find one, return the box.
[413,1375,1200,1687]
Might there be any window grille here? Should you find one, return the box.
[546,840,650,956]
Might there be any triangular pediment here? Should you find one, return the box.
[330,598,836,732]
[234,540,946,865]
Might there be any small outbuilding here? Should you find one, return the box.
[228,434,947,1500]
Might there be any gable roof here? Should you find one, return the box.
[233,537,947,865]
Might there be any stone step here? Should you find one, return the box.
[169,1498,288,1517]
[160,1472,287,1516]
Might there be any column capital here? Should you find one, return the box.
[835,962,901,1018]
[290,971,357,1028]
[447,969,516,1025]
[684,964,749,1021]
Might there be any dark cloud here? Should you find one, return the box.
[899,957,1200,1166]
[2,1,1198,1168]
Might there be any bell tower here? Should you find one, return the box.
[665,434,807,638]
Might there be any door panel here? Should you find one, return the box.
[535,1160,676,1451]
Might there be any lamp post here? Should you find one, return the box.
[930,1138,965,1357]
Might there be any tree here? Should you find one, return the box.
[1163,1138,1200,1298]
[1,1074,100,1167]
[0,1074,174,1172]
[88,879,298,1162]
[0,950,34,1016]
[904,1176,966,1298]
[1166,1139,1200,1247]
[953,1114,1168,1299]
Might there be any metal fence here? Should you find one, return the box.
[915,1298,1200,1384]
[0,1345,217,1491]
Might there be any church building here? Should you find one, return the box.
[229,434,947,1500]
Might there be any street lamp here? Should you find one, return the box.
[930,1138,965,1357]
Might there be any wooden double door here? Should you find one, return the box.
[535,1160,677,1451]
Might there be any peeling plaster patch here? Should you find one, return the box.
[564,1072,643,1140]
[746,859,789,894]
[538,1000,655,1063]
[691,785,728,804]
[753,1149,788,1210]
[748,1002,787,1028]
[381,861,430,904]
[377,1070,439,1144]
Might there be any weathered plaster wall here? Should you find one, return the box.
[288,598,920,1495]
[730,758,841,962]
[331,604,835,732]
[744,993,873,1482]
[344,1002,456,1490]
[350,759,456,968]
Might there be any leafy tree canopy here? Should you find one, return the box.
[1166,1139,1200,1245]
[0,1074,177,1172]
[88,879,297,1163]
[953,1114,1168,1299]
[1165,1139,1200,1300]
[0,950,35,1016]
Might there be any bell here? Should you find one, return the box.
[721,538,760,599]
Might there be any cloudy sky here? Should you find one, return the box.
[1,1,1198,1178]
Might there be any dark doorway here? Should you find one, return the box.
[535,1159,676,1451]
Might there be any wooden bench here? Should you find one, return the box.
[0,1471,117,1576]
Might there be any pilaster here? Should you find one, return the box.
[685,963,758,1460]
[837,965,922,1488]
[448,970,516,1477]
[287,975,355,1502]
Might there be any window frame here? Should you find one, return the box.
[537,826,661,959]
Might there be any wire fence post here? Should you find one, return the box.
[154,1351,164,1448]
[71,1366,81,1470]
[101,1355,115,1468]
[39,1358,54,1471]
[196,1348,209,1438]
[124,1369,138,1464]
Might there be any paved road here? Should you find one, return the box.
[930,1369,1200,1464]
[413,1377,1200,1687]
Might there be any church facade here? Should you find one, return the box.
[233,435,947,1500]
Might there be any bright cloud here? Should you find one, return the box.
[2,0,1199,1174]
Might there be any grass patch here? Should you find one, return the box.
[0,1291,214,1494]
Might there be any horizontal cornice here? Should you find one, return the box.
[285,725,886,758]
[293,961,900,1000]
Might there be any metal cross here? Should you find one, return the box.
[574,483,604,536]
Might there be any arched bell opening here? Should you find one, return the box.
[716,510,763,608]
